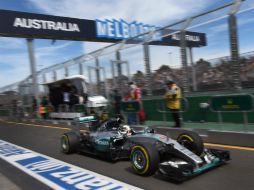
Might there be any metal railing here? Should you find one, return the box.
[1,0,252,94]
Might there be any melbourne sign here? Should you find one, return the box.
[96,19,161,40]
[0,9,206,47]
[95,19,203,45]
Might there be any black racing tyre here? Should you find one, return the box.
[130,144,160,176]
[61,132,80,154]
[177,131,204,156]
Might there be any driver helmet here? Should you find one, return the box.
[115,114,124,124]
[119,125,131,135]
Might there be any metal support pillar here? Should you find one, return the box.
[95,58,101,94]
[53,71,57,81]
[26,38,39,112]
[228,0,242,90]
[115,51,123,94]
[111,61,116,88]
[43,73,47,83]
[180,30,190,93]
[143,43,152,96]
[188,47,197,91]
[64,67,69,77]
[88,67,93,94]
[79,62,84,75]
[116,51,122,77]
[179,18,192,94]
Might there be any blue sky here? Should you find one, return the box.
[0,0,254,88]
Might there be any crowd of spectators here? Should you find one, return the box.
[100,52,254,95]
[129,53,254,93]
[195,55,254,90]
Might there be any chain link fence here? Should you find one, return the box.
[0,0,254,107]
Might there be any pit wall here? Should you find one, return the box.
[142,95,254,124]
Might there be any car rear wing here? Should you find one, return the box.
[78,115,98,123]
[71,115,99,132]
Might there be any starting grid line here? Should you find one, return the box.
[0,139,142,190]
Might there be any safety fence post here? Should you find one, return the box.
[143,43,153,96]
[179,18,192,94]
[228,0,243,90]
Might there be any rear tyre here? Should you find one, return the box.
[177,131,204,156]
[130,144,160,176]
[61,132,80,154]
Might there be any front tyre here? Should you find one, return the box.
[61,132,80,154]
[177,131,204,156]
[130,144,159,176]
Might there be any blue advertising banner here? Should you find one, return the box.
[0,139,142,190]
[0,9,206,47]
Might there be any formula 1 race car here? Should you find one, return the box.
[60,116,230,181]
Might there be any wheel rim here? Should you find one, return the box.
[61,136,69,151]
[178,137,195,152]
[132,149,146,170]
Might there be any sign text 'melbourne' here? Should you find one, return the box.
[96,19,162,40]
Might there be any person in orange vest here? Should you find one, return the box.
[165,80,182,127]
[39,96,49,119]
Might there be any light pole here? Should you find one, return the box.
[26,38,39,117]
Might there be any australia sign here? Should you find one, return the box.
[13,17,80,32]
[0,9,206,47]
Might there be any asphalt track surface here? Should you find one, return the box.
[0,121,254,190]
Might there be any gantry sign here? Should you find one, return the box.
[0,9,206,47]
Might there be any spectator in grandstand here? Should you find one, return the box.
[164,80,182,128]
